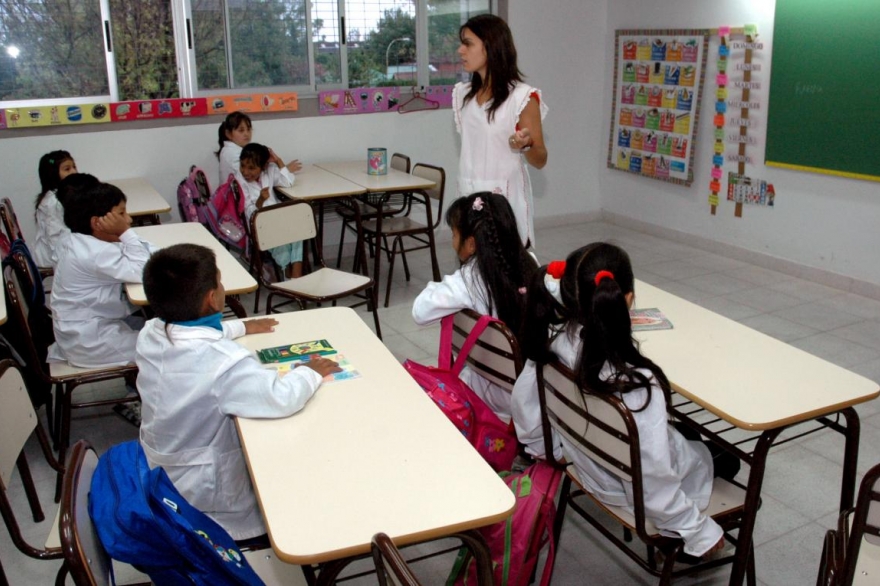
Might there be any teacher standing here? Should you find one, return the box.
[453,14,548,247]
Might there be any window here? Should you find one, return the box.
[0,0,495,108]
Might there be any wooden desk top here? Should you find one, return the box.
[315,161,436,193]
[235,307,515,564]
[275,164,367,201]
[125,223,257,305]
[107,177,172,216]
[635,280,879,430]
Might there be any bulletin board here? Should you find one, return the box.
[607,29,709,186]
[765,0,880,182]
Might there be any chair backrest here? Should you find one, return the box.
[411,163,446,229]
[60,440,113,586]
[843,462,880,586]
[0,198,24,241]
[390,153,411,174]
[0,360,39,491]
[3,264,45,374]
[537,361,650,534]
[250,200,316,251]
[450,308,523,393]
[371,532,422,586]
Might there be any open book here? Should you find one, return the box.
[257,339,360,382]
[630,308,673,331]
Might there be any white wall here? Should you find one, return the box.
[600,0,880,290]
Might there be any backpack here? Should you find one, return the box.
[207,173,248,253]
[177,166,212,224]
[89,441,264,586]
[448,462,563,586]
[403,314,518,472]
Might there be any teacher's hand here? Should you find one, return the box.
[509,128,533,150]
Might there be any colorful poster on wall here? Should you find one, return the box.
[318,87,403,115]
[111,98,208,122]
[207,92,298,115]
[0,110,6,129]
[607,29,709,186]
[5,103,111,128]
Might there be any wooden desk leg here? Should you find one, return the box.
[728,427,782,586]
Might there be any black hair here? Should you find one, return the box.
[55,173,100,208]
[240,142,270,169]
[445,192,537,339]
[522,242,671,409]
[215,111,252,159]
[143,244,220,323]
[35,150,73,208]
[460,14,524,122]
[63,182,126,235]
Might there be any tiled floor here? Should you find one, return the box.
[3,220,880,585]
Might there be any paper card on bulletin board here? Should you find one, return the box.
[607,29,709,186]
[208,93,298,115]
[318,87,403,115]
[0,110,6,129]
[111,98,208,122]
[5,103,112,128]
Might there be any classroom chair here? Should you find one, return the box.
[449,308,524,393]
[335,152,412,269]
[0,359,68,585]
[359,163,445,307]
[0,197,53,279]
[249,200,382,338]
[60,440,308,586]
[537,360,755,586]
[816,462,880,586]
[3,259,139,501]
[371,532,422,586]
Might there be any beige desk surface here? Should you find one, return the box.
[275,164,367,201]
[107,177,172,216]
[125,223,257,305]
[315,161,437,193]
[635,280,879,430]
[235,307,515,565]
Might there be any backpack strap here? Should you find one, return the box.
[438,314,500,376]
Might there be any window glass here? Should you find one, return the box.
[0,0,109,101]
[428,0,488,85]
[345,0,415,88]
[109,0,178,100]
[313,0,341,85]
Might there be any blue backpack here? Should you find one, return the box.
[89,441,264,586]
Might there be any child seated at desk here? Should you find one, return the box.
[238,142,304,278]
[511,242,739,559]
[47,182,155,369]
[136,243,339,540]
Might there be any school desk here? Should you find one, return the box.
[124,222,257,305]
[107,177,172,225]
[634,280,879,586]
[234,307,515,583]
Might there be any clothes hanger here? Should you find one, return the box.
[397,86,440,114]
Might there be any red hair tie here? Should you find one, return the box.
[594,270,615,286]
[547,260,566,279]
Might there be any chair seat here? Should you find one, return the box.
[568,471,747,537]
[45,505,61,550]
[48,360,134,380]
[243,549,308,586]
[853,535,880,586]
[361,216,427,235]
[272,268,371,298]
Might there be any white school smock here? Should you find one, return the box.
[33,190,70,268]
[218,141,243,185]
[238,164,294,221]
[511,327,723,557]
[453,81,548,247]
[47,229,155,369]
[136,317,323,540]
[412,260,513,422]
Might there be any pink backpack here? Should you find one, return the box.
[207,174,248,253]
[403,314,517,472]
[176,166,212,224]
[449,461,563,586]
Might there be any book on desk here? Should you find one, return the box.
[630,308,673,331]
[258,339,360,382]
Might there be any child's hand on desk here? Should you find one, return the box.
[299,356,342,378]
[286,159,302,174]
[244,318,277,334]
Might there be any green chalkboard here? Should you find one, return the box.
[766,0,880,181]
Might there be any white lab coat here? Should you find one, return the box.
[238,164,295,221]
[136,317,323,541]
[33,190,69,268]
[412,260,513,422]
[48,229,155,368]
[218,141,242,186]
[511,326,723,556]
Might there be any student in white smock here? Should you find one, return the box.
[32,150,78,268]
